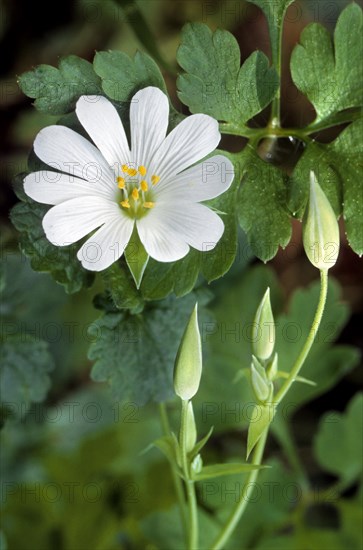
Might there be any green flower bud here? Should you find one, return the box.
[174,303,202,401]
[266,352,278,381]
[251,356,273,403]
[185,401,197,453]
[303,171,340,270]
[252,288,275,361]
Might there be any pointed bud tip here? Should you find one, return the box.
[252,288,275,361]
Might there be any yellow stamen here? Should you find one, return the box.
[138,165,147,176]
[151,175,160,185]
[127,168,138,177]
[122,164,129,172]
[143,202,155,209]
[117,177,125,189]
[120,199,130,209]
[140,180,148,192]
[132,188,140,201]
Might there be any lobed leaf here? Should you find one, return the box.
[291,3,363,122]
[18,55,102,115]
[177,23,278,123]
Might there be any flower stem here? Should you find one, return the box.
[273,269,328,405]
[211,269,329,549]
[158,403,188,535]
[180,399,199,550]
[211,429,268,550]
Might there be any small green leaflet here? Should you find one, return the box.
[192,462,267,481]
[291,3,363,122]
[177,23,278,123]
[18,55,102,115]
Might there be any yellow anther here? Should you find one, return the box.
[127,168,138,177]
[141,180,148,192]
[120,199,130,209]
[138,165,147,176]
[132,188,140,201]
[122,164,129,172]
[117,177,125,189]
[143,202,155,209]
[151,175,160,185]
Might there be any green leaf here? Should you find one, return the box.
[88,292,212,404]
[18,55,102,115]
[10,175,95,294]
[177,23,278,123]
[289,120,363,256]
[93,50,166,102]
[248,1,295,66]
[139,251,200,301]
[192,462,267,481]
[0,335,54,420]
[125,227,149,289]
[275,278,360,414]
[328,119,363,256]
[291,3,363,122]
[247,403,275,458]
[237,149,292,261]
[101,262,145,313]
[288,141,341,219]
[314,393,363,486]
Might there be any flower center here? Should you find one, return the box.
[116,164,160,218]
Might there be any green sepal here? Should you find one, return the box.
[125,227,149,289]
[192,462,268,481]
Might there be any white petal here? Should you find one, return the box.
[77,216,134,271]
[149,201,225,251]
[154,155,234,202]
[149,114,220,182]
[34,125,116,193]
[130,87,169,167]
[136,209,189,263]
[24,171,114,205]
[42,196,120,246]
[76,95,131,169]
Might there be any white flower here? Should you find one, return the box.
[24,87,234,271]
